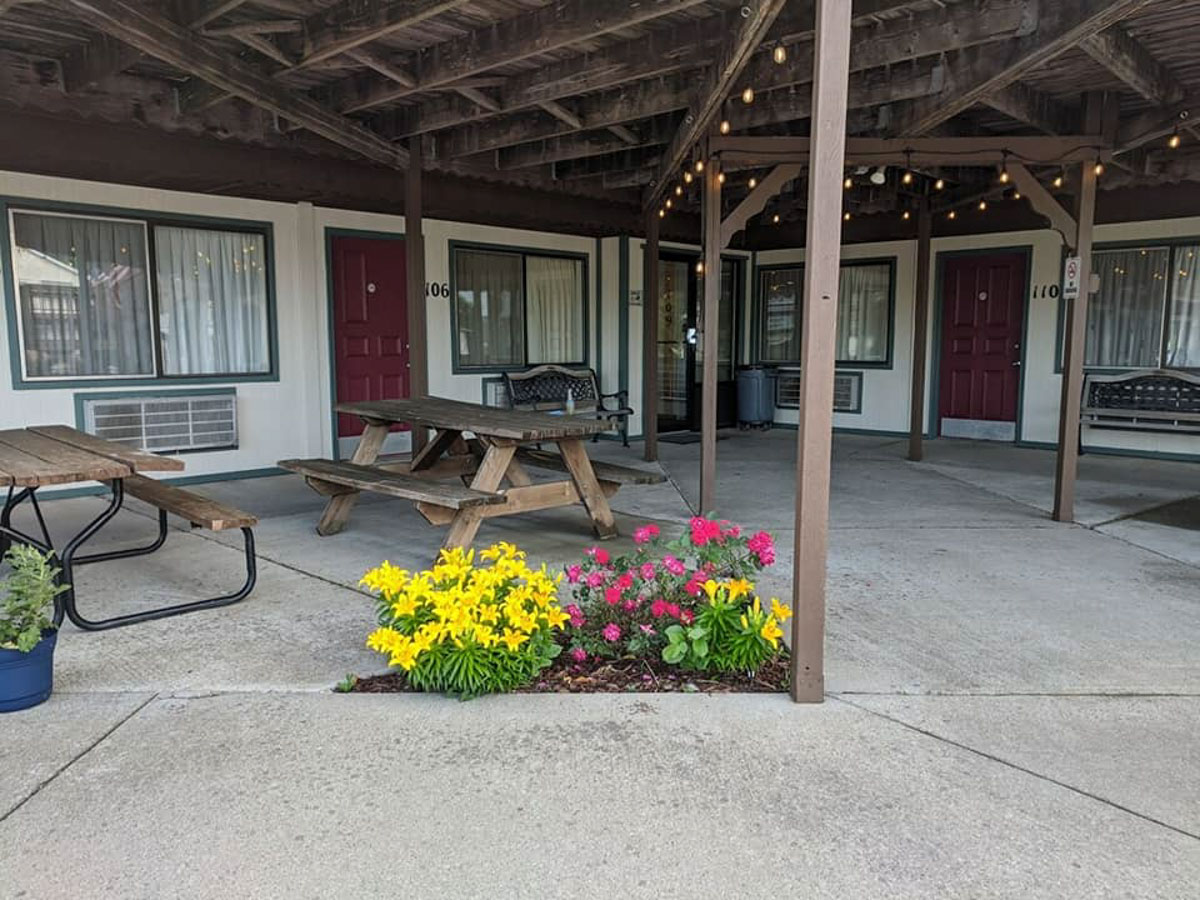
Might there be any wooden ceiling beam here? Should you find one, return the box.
[429,0,1030,159]
[300,0,470,67]
[189,0,253,30]
[887,0,1155,136]
[339,0,712,114]
[498,117,683,170]
[983,82,1079,134]
[66,0,407,167]
[1080,24,1184,106]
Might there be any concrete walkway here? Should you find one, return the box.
[2,434,1198,898]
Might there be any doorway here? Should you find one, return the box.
[329,233,410,458]
[656,253,740,435]
[937,250,1028,441]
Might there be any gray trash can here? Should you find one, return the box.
[736,366,776,430]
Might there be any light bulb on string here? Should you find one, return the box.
[1094,158,1105,177]
[717,171,725,185]
[719,119,731,135]
[902,210,911,221]
[741,86,755,104]
[772,43,787,65]
[1053,170,1064,189]
[659,208,666,218]
[843,211,852,222]
[934,178,945,191]
[978,200,987,211]
[902,150,913,185]
[844,176,853,189]
[695,261,704,275]
[999,151,1009,184]
[772,213,780,224]
[1169,129,1182,150]
[675,184,683,197]
[948,210,957,220]
[665,198,672,209]
[748,177,758,189]
[1012,190,1021,200]
[695,159,705,174]
[684,170,694,184]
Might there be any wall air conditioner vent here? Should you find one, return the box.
[80,392,237,453]
[775,369,863,414]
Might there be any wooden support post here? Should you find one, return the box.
[699,145,721,514]
[790,0,852,704]
[643,208,660,462]
[1053,163,1098,522]
[406,135,428,455]
[908,197,932,462]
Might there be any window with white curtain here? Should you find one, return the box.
[757,259,893,365]
[1086,244,1200,369]
[9,208,273,382]
[453,245,586,369]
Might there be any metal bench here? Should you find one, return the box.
[1081,369,1200,434]
[503,364,634,447]
[70,474,259,630]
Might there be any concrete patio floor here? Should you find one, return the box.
[1,433,1198,898]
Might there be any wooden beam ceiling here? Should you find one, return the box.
[887,0,1155,135]
[644,0,789,208]
[983,83,1079,134]
[338,0,713,114]
[1080,23,1186,106]
[65,0,408,167]
[300,0,470,67]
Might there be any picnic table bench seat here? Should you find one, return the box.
[515,449,666,486]
[123,474,258,531]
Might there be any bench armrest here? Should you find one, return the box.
[599,390,629,412]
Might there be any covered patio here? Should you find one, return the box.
[2,434,1198,894]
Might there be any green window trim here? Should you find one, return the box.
[753,257,898,370]
[448,238,590,374]
[2,196,280,390]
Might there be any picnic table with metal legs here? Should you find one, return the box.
[309,398,621,550]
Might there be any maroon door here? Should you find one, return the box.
[938,252,1026,430]
[331,236,409,438]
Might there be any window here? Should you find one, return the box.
[9,208,272,382]
[453,245,585,369]
[756,260,893,365]
[1086,244,1200,369]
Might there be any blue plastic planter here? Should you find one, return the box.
[0,630,57,713]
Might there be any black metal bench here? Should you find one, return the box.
[1081,369,1200,434]
[503,364,634,447]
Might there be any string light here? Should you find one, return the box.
[741,86,755,104]
[665,198,673,209]
[719,119,731,135]
[1094,158,1105,177]
[695,159,705,174]
[1169,129,1182,150]
[948,210,957,220]
[934,178,945,191]
[684,170,694,184]
[843,211,852,221]
[844,176,853,189]
[772,43,787,65]
[674,184,683,197]
[978,200,987,211]
[902,210,911,221]
[902,150,913,185]
[999,151,1009,184]
[659,208,666,218]
[1053,170,1064,189]
[695,261,704,274]
[772,213,781,224]
[717,171,726,185]
[748,177,758,189]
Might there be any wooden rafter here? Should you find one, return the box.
[300,0,469,67]
[339,0,712,114]
[1080,24,1185,106]
[983,83,1078,135]
[66,0,407,167]
[888,0,1155,136]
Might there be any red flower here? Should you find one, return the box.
[651,598,668,618]
[616,572,634,591]
[604,586,622,606]
[588,547,611,565]
[689,516,723,547]
[679,609,694,625]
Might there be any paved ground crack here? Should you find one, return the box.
[832,693,1200,842]
[0,692,158,824]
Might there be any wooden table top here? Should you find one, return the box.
[337,397,616,442]
[0,425,184,488]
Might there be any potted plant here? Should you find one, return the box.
[1,544,68,713]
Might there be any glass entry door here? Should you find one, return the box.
[656,254,740,434]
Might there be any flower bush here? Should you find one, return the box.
[363,543,567,698]
[563,517,788,673]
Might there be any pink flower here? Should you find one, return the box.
[651,598,668,618]
[690,516,723,547]
[722,522,741,539]
[602,623,622,642]
[586,571,606,589]
[622,598,637,612]
[616,572,634,591]
[640,562,656,581]
[683,576,703,597]
[565,565,583,584]
[679,609,694,625]
[588,547,611,566]
[604,587,622,606]
[662,555,686,577]
[566,604,586,628]
[633,524,660,545]
[664,602,681,619]
[569,647,588,663]
[639,624,656,635]
[748,530,776,566]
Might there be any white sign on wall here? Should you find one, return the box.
[1063,256,1081,301]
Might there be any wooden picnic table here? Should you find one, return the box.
[0,426,258,631]
[281,397,663,551]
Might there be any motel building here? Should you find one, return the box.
[0,0,1198,511]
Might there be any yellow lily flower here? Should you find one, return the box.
[500,628,529,652]
[728,578,754,601]
[770,597,793,622]
[760,616,783,648]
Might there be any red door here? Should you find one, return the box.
[938,252,1026,433]
[331,236,409,438]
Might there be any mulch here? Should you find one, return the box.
[348,654,789,695]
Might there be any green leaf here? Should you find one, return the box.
[664,624,685,641]
[687,625,708,640]
[691,638,709,659]
[662,643,687,664]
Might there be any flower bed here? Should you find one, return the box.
[353,520,789,698]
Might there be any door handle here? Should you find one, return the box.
[1012,360,1022,366]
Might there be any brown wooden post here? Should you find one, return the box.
[908,196,933,462]
[1053,162,1098,522]
[699,144,721,513]
[406,135,428,454]
[1053,96,1102,522]
[790,0,852,704]
[643,208,660,462]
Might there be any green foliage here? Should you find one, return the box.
[660,586,783,674]
[662,624,710,668]
[0,545,68,653]
[334,673,359,693]
[405,633,562,700]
